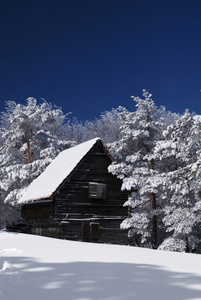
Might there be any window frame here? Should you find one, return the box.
[89,182,106,199]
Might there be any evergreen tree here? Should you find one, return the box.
[65,108,123,147]
[156,111,201,252]
[0,98,74,227]
[109,90,179,248]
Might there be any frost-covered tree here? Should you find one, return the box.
[65,108,123,148]
[155,111,201,252]
[0,98,72,166]
[108,90,179,249]
[0,98,74,227]
[83,108,123,146]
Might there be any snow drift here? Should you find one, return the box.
[0,231,201,300]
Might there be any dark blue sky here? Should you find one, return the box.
[1,0,201,121]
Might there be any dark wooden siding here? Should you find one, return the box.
[22,141,129,245]
[22,201,52,221]
[55,142,128,244]
[61,219,128,244]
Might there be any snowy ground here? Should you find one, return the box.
[0,232,201,300]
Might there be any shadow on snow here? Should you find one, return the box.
[0,255,201,300]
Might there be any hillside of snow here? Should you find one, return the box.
[0,232,201,300]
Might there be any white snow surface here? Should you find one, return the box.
[0,232,201,300]
[19,138,101,203]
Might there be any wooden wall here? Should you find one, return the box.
[22,141,129,245]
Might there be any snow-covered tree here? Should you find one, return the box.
[155,111,201,252]
[0,98,72,166]
[108,90,179,249]
[0,98,75,227]
[83,108,123,146]
[65,108,123,148]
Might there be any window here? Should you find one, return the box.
[90,223,100,239]
[35,227,43,236]
[81,222,100,240]
[48,227,58,238]
[81,222,91,239]
[89,182,106,199]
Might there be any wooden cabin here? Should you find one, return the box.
[20,138,128,244]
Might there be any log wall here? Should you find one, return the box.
[22,141,129,245]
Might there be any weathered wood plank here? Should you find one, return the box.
[22,140,129,245]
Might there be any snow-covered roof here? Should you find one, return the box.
[19,137,103,203]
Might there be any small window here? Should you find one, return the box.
[81,222,100,240]
[48,227,58,238]
[81,222,91,239]
[35,227,43,236]
[89,182,106,199]
[90,222,100,239]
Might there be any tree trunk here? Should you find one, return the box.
[24,130,33,164]
[151,193,157,249]
[151,159,157,249]
[26,138,33,164]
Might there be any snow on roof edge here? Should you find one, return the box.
[19,137,101,204]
